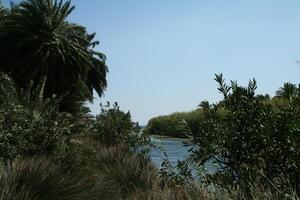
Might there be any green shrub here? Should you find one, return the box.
[188,74,300,197]
[0,101,72,162]
[93,102,149,150]
[160,159,193,187]
[0,73,73,161]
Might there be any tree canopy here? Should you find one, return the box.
[0,0,108,113]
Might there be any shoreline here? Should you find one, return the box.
[150,134,191,142]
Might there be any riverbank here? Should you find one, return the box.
[150,134,192,142]
[144,110,202,138]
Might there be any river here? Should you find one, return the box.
[149,135,218,175]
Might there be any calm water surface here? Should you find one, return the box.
[149,135,217,175]
[149,135,191,167]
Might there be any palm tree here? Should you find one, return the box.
[0,0,108,112]
[0,71,53,107]
[0,71,52,112]
[198,100,211,110]
[276,82,298,102]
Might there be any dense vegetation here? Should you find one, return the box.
[145,110,202,138]
[192,75,299,197]
[0,0,299,199]
[0,0,108,114]
[92,102,149,150]
[146,75,300,198]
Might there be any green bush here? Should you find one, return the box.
[0,72,74,161]
[93,102,149,150]
[0,101,72,162]
[160,159,193,187]
[147,74,300,198]
[188,74,300,197]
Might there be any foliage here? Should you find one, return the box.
[0,103,72,162]
[69,105,94,135]
[1,0,299,199]
[0,73,72,161]
[0,157,116,200]
[187,74,300,197]
[0,0,108,113]
[93,145,158,197]
[132,184,210,200]
[0,142,157,200]
[276,82,299,102]
[0,3,7,18]
[147,74,300,198]
[145,111,201,138]
[1,132,298,200]
[93,102,149,150]
[160,157,193,187]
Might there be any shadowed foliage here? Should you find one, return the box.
[276,82,298,102]
[0,72,73,161]
[0,0,108,113]
[0,157,117,200]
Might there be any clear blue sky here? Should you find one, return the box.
[5,0,300,124]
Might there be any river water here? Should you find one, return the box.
[149,135,217,175]
[149,135,191,167]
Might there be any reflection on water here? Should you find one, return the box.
[149,135,218,175]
